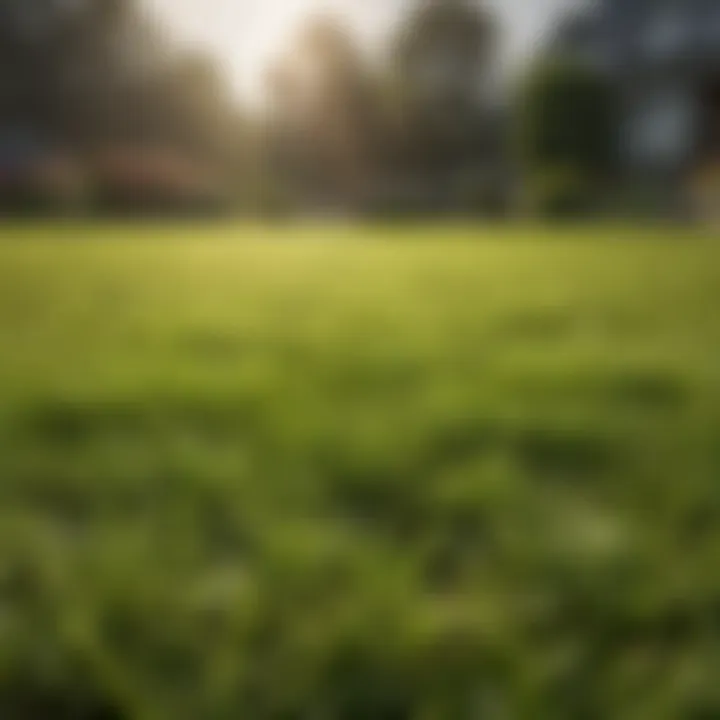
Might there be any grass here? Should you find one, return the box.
[1,223,720,718]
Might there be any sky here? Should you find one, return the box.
[145,0,577,105]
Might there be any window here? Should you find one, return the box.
[629,89,695,167]
[642,5,686,58]
[706,5,720,47]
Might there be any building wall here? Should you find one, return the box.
[622,82,699,172]
[556,0,720,173]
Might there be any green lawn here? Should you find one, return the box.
[1,224,720,718]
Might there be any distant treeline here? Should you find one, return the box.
[0,0,619,219]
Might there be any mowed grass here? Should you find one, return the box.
[1,224,720,718]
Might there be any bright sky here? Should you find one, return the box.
[145,0,577,105]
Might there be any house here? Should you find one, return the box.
[91,146,226,215]
[550,0,720,215]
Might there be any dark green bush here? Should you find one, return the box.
[526,166,596,218]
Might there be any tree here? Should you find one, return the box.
[389,0,497,177]
[516,58,618,215]
[0,0,250,214]
[264,13,379,213]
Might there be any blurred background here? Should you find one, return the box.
[4,3,720,719]
[1,0,719,222]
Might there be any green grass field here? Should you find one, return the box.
[1,224,720,718]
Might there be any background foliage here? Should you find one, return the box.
[516,59,618,217]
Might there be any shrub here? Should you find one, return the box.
[526,166,596,219]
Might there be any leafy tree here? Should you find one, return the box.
[264,14,379,213]
[389,0,497,176]
[0,0,248,213]
[516,58,617,215]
